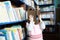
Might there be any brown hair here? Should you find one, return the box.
[28,9,40,24]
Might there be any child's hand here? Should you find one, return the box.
[38,14,42,22]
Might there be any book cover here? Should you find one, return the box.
[12,8,19,21]
[6,30,13,40]
[23,0,31,6]
[0,36,6,40]
[14,8,22,21]
[11,25,23,40]
[12,28,20,40]
[0,30,7,40]
[0,2,10,23]
[4,1,16,22]
[5,27,20,40]
[19,7,26,20]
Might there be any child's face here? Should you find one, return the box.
[29,15,34,22]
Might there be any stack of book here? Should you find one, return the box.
[0,25,24,40]
[0,1,27,24]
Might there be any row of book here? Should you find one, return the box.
[0,25,25,40]
[20,0,35,9]
[43,21,54,25]
[39,0,53,5]
[41,12,54,25]
[40,6,54,12]
[0,1,27,23]
[41,12,54,19]
[34,0,53,5]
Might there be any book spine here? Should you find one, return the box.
[13,29,20,40]
[11,31,15,40]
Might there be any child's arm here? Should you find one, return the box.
[38,14,46,31]
[40,21,45,31]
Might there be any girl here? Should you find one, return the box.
[26,14,45,40]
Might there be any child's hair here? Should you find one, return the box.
[28,9,40,24]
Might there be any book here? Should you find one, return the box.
[11,28,20,40]
[0,30,7,40]
[11,25,24,40]
[12,8,19,21]
[31,1,35,9]
[4,1,16,22]
[34,0,39,5]
[14,8,22,21]
[4,25,24,40]
[0,36,6,40]
[5,29,13,40]
[19,7,26,20]
[23,0,31,6]
[0,2,10,23]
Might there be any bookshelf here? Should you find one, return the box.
[0,0,57,40]
[0,0,28,40]
[38,0,56,33]
[0,0,36,40]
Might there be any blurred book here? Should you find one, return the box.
[14,7,27,21]
[4,25,24,40]
[0,2,10,23]
[39,0,53,5]
[22,0,31,6]
[41,12,54,19]
[43,21,54,25]
[4,1,16,22]
[19,7,26,20]
[14,8,22,21]
[0,36,5,40]
[40,6,54,11]
[0,30,7,40]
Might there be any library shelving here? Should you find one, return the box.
[0,0,35,40]
[38,0,56,33]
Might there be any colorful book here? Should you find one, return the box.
[14,8,22,21]
[0,36,6,40]
[19,7,26,20]
[11,25,24,40]
[12,8,19,21]
[4,1,16,22]
[0,30,7,40]
[6,30,13,40]
[12,28,20,40]
[0,2,10,23]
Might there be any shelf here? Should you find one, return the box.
[42,18,50,20]
[0,34,5,36]
[40,11,54,13]
[39,4,54,7]
[46,25,55,27]
[0,20,27,29]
